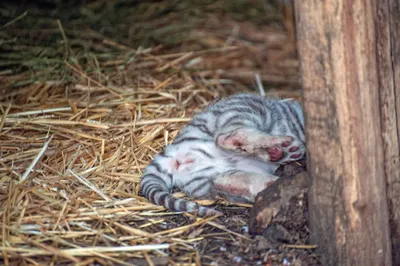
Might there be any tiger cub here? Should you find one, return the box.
[140,93,305,216]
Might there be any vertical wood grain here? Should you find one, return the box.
[295,0,395,264]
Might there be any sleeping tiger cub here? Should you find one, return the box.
[140,93,305,216]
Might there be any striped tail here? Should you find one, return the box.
[139,161,222,216]
[143,186,222,216]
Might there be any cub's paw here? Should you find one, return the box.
[266,137,305,164]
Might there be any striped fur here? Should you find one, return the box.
[140,93,305,216]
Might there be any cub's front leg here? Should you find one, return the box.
[216,128,305,164]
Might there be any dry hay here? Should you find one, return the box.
[0,74,247,265]
[0,1,318,265]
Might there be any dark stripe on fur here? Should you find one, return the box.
[167,196,179,211]
[189,123,213,136]
[141,176,168,195]
[179,198,188,211]
[286,103,304,135]
[148,188,160,203]
[280,103,301,141]
[182,176,208,190]
[150,162,171,179]
[191,181,211,198]
[173,137,211,145]
[192,148,214,159]
[219,114,246,129]
[218,106,254,114]
[157,192,169,205]
[191,166,215,175]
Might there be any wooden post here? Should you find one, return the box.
[295,0,400,265]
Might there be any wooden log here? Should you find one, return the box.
[294,0,398,265]
[248,159,308,235]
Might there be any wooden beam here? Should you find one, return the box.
[295,0,398,265]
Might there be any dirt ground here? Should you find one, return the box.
[1,1,320,265]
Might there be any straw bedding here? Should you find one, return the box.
[0,1,319,265]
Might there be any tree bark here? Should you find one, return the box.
[376,1,400,264]
[295,0,398,265]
